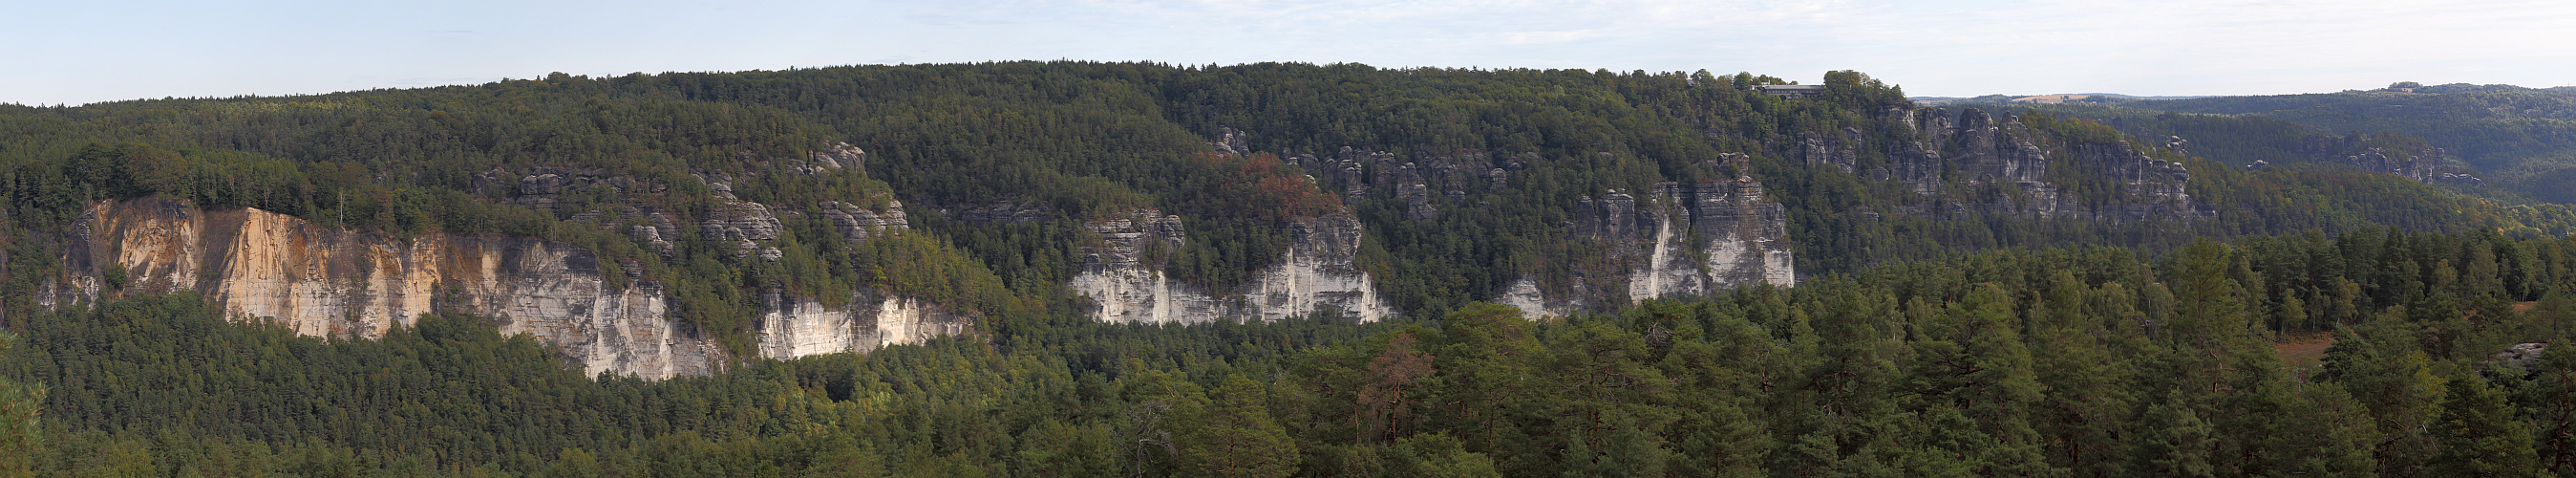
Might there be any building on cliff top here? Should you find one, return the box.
[1755,84,1825,99]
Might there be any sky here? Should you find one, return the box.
[7,0,2575,105]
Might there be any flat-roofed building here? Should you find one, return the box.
[1754,84,1826,99]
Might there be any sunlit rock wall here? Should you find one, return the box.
[40,198,967,380]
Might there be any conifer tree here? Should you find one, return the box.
[1183,375,1300,478]
[2128,391,2216,478]
[1392,433,1501,478]
[2431,370,2540,478]
[2326,319,2445,477]
[2523,336,2576,475]
[0,334,38,478]
[2286,384,2384,477]
[1904,284,2052,475]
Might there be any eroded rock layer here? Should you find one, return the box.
[40,198,968,380]
[1572,179,1798,305]
[1794,107,2210,222]
[1268,140,1796,318]
[1492,178,1798,317]
[1067,208,1396,324]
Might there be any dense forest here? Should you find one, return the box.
[6,62,2576,475]
[9,63,2573,323]
[8,229,2576,476]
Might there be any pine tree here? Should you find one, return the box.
[1183,375,1300,478]
[1905,284,2052,475]
[2286,384,2383,477]
[2431,371,2541,478]
[2523,337,2576,475]
[0,334,39,478]
[2326,319,2444,477]
[1432,303,1538,453]
[2128,391,2215,478]
[1392,433,1501,478]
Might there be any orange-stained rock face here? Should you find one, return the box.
[40,197,969,380]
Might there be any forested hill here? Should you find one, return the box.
[9,63,2571,327]
[8,61,2576,474]
[2001,83,2576,203]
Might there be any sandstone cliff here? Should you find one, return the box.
[1067,208,1397,324]
[40,197,968,380]
[1288,146,1529,223]
[1793,107,2210,222]
[2299,137,2485,187]
[1279,142,1796,317]
[1535,177,1797,314]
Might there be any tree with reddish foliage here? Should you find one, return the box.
[1357,332,1436,444]
[1182,151,1340,224]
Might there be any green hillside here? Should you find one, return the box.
[2124,85,2576,201]
[5,63,2576,475]
[9,64,2571,317]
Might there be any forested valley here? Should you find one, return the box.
[2,62,2576,475]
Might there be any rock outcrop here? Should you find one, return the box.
[756,290,969,359]
[1067,208,1396,324]
[820,200,909,242]
[1574,179,1797,305]
[1210,126,1251,157]
[701,200,785,242]
[952,201,1051,226]
[1790,128,1866,173]
[1495,276,1576,318]
[2305,139,2485,187]
[1273,141,1792,317]
[40,198,967,380]
[1838,107,2211,222]
[2497,342,2547,372]
[1286,147,1530,223]
[800,142,865,175]
[510,167,653,212]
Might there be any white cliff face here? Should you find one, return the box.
[1515,176,1796,317]
[1067,267,1232,324]
[1065,211,1226,323]
[1611,183,1797,303]
[756,292,971,359]
[1497,276,1574,318]
[1069,209,1396,324]
[1681,180,1797,290]
[44,198,967,380]
[1627,214,1710,304]
[1237,213,1398,322]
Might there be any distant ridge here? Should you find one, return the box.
[2056,93,2212,99]
[1910,93,2210,104]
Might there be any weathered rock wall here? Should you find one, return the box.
[756,291,971,359]
[1286,146,1533,223]
[1067,208,1396,324]
[40,198,967,380]
[1494,276,1575,318]
[1812,107,2210,222]
[1273,141,1793,318]
[2301,138,2485,187]
[1555,179,1797,311]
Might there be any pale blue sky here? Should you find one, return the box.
[8,0,2574,105]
